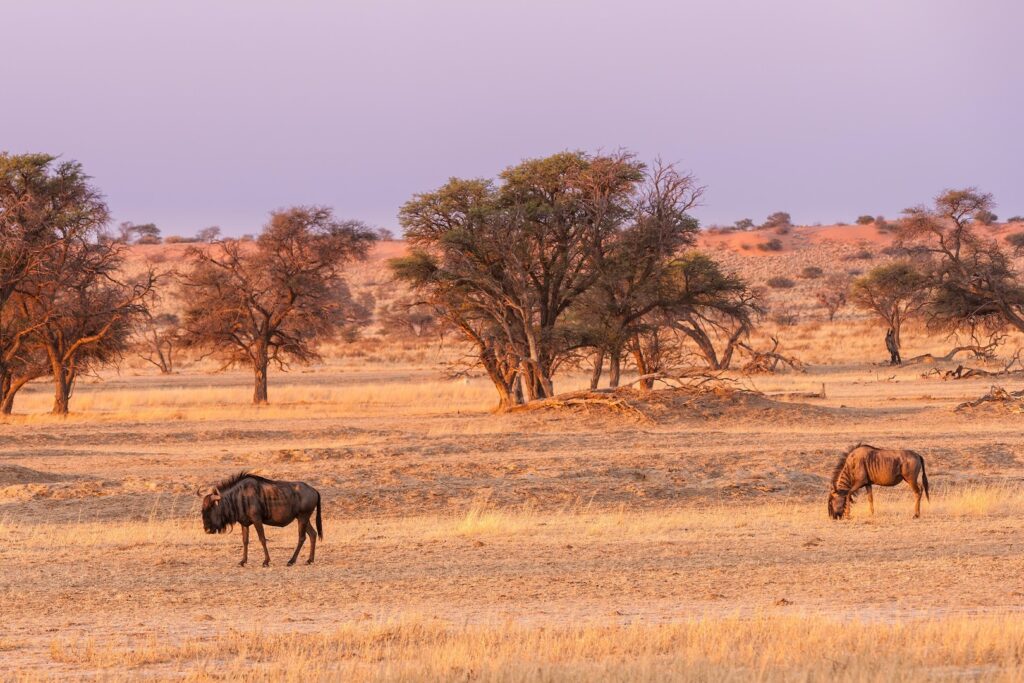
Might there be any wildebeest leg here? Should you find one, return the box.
[306,522,316,564]
[254,521,271,567]
[907,476,923,518]
[240,525,250,567]
[866,485,874,515]
[287,518,308,566]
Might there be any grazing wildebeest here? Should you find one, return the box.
[828,444,929,519]
[198,472,322,567]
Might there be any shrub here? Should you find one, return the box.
[855,215,875,225]
[766,276,795,289]
[136,235,162,245]
[1006,232,1024,249]
[842,248,874,261]
[757,238,784,252]
[1007,216,1024,223]
[763,211,792,230]
[799,266,823,279]
[734,218,754,231]
[770,305,799,326]
[975,210,998,225]
[164,235,199,244]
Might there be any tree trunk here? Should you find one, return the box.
[632,343,654,391]
[589,349,604,390]
[0,372,12,415]
[1,375,32,415]
[608,350,622,388]
[678,325,722,370]
[52,370,72,415]
[253,363,269,404]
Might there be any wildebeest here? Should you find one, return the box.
[197,472,322,567]
[828,444,929,519]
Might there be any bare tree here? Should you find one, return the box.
[817,273,850,322]
[136,312,182,374]
[179,207,376,404]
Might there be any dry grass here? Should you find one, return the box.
[36,613,1024,682]
[6,237,1024,680]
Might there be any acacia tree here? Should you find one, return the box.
[0,153,111,414]
[15,227,153,414]
[665,253,762,372]
[395,152,644,406]
[576,162,705,388]
[849,261,929,357]
[899,188,1024,335]
[179,207,376,404]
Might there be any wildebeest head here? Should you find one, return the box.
[198,487,228,533]
[827,484,850,519]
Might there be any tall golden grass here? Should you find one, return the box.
[37,613,1024,682]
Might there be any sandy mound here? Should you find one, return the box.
[508,386,836,426]
[0,465,68,486]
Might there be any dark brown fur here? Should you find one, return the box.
[828,444,930,519]
[199,472,322,567]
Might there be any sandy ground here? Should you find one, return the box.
[2,357,1024,679]
[4,234,1024,679]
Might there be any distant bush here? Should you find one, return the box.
[774,225,791,235]
[800,266,824,279]
[975,210,998,226]
[766,276,795,289]
[734,218,754,231]
[842,248,874,261]
[855,215,875,225]
[757,238,784,252]
[164,235,199,244]
[136,235,162,245]
[1006,232,1024,249]
[770,305,799,326]
[763,211,792,230]
[1007,216,1024,223]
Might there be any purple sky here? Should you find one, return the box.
[3,1,1021,235]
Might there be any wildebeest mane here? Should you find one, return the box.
[831,443,880,487]
[213,470,273,492]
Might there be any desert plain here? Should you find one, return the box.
[2,226,1024,681]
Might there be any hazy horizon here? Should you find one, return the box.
[3,0,1022,236]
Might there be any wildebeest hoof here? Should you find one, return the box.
[262,560,270,567]
[239,560,246,567]
[306,559,314,565]
[287,560,296,566]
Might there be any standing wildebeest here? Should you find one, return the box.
[198,472,322,567]
[828,444,929,519]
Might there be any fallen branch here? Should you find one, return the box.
[737,336,805,374]
[955,385,1024,412]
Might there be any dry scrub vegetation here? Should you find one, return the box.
[4,231,1024,681]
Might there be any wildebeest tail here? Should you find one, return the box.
[315,491,323,540]
[920,456,930,501]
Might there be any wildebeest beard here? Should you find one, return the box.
[202,495,239,533]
